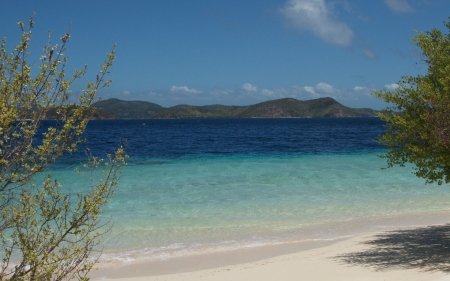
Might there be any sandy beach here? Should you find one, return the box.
[91,220,450,281]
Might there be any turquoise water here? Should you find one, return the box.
[51,151,449,263]
[34,118,450,263]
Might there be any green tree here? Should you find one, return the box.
[0,17,125,280]
[375,19,450,185]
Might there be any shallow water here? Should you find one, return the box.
[43,118,450,263]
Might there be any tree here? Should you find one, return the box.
[375,19,450,185]
[0,16,125,280]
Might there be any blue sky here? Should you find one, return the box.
[1,0,448,109]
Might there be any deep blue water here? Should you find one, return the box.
[51,117,386,166]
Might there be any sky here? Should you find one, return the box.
[0,0,449,109]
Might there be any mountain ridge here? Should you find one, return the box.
[92,97,378,119]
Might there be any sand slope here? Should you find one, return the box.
[93,224,450,281]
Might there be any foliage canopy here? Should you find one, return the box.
[0,16,125,280]
[375,19,450,185]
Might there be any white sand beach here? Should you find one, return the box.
[91,219,450,281]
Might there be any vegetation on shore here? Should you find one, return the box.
[1,17,125,280]
[376,19,450,184]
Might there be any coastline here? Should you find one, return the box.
[90,210,450,281]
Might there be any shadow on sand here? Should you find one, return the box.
[335,224,450,272]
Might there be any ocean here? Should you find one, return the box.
[45,118,450,264]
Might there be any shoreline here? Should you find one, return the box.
[90,210,450,280]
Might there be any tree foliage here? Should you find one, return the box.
[0,16,125,280]
[375,19,450,185]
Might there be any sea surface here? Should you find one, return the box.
[44,118,450,264]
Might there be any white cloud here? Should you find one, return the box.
[315,82,337,94]
[304,86,316,95]
[299,86,319,98]
[384,0,414,13]
[385,83,399,91]
[280,0,354,47]
[301,83,376,100]
[363,47,376,59]
[104,82,391,109]
[122,90,131,95]
[209,88,233,97]
[241,83,258,92]
[147,91,159,96]
[169,86,203,94]
[261,89,275,97]
[352,86,373,97]
[260,88,288,99]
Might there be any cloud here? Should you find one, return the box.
[280,0,354,47]
[122,90,131,95]
[385,83,399,91]
[169,86,203,94]
[384,0,414,13]
[103,82,390,109]
[301,83,377,100]
[353,86,373,96]
[217,82,369,103]
[303,86,318,95]
[363,47,376,59]
[209,88,233,97]
[315,82,337,94]
[260,89,275,97]
[260,88,292,99]
[241,83,258,92]
[241,82,341,101]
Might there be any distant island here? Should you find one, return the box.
[90,97,378,119]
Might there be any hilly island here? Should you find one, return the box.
[90,97,377,119]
